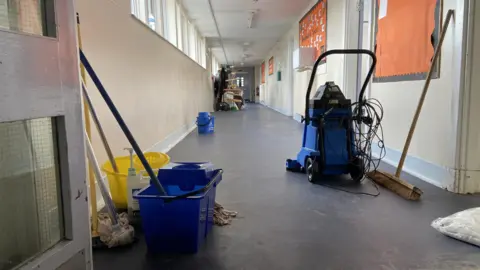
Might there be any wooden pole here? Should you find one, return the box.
[395,10,454,177]
[77,13,98,236]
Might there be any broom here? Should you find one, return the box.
[367,10,454,200]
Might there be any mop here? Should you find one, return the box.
[85,133,134,248]
[214,202,238,226]
[80,49,237,227]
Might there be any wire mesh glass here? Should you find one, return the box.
[0,117,63,270]
[0,0,55,37]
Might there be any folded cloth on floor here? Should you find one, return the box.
[432,207,480,247]
[214,202,238,226]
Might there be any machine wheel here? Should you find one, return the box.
[349,157,364,182]
[306,157,320,183]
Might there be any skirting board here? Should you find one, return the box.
[262,104,292,117]
[146,121,197,153]
[95,120,197,211]
[371,144,455,191]
[293,113,302,123]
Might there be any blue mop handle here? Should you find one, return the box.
[79,50,167,196]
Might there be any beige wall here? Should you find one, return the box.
[76,0,213,164]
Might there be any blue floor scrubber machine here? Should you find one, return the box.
[286,49,377,183]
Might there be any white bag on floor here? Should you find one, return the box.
[431,207,480,247]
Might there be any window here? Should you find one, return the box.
[130,0,208,69]
[236,77,244,87]
[164,0,177,46]
[212,57,217,75]
[0,118,63,270]
[188,21,197,60]
[200,38,207,68]
[212,57,220,75]
[131,0,163,35]
[196,32,200,62]
[176,2,183,51]
[0,0,56,37]
[181,12,189,54]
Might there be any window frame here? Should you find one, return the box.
[130,0,208,69]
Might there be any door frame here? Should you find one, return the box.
[0,0,91,269]
[287,36,295,116]
[343,0,361,101]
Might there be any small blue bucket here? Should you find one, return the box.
[197,112,215,134]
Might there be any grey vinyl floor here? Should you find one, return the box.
[94,104,480,270]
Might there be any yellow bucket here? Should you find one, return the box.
[102,152,170,209]
[134,152,170,171]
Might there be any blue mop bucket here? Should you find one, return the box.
[196,112,215,134]
[134,167,223,253]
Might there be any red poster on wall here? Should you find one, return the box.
[299,0,327,61]
[261,62,265,83]
[268,57,274,75]
[374,0,437,78]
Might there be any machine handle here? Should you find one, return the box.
[304,49,377,125]
[162,169,223,203]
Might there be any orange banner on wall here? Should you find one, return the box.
[375,0,438,78]
[261,62,265,83]
[299,0,327,60]
[268,57,274,75]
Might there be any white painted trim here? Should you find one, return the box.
[262,104,293,117]
[146,121,197,153]
[343,0,360,101]
[293,113,303,123]
[372,144,455,191]
[454,0,475,193]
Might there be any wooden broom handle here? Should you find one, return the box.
[395,10,454,177]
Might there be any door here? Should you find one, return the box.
[0,1,90,269]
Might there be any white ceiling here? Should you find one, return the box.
[180,0,312,67]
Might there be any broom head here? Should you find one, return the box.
[367,170,423,201]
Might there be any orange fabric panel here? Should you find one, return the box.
[261,62,265,83]
[300,0,327,60]
[375,0,437,77]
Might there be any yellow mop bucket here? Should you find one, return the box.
[102,152,170,209]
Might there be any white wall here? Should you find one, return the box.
[76,0,213,165]
[368,0,464,191]
[261,0,349,118]
[254,64,261,102]
[259,0,474,192]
